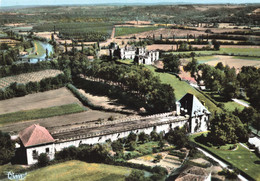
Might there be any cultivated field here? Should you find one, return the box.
[128,151,183,173]
[117,27,205,39]
[170,46,260,56]
[205,55,260,70]
[0,87,79,114]
[0,69,63,89]
[0,103,85,126]
[115,26,160,37]
[25,160,133,181]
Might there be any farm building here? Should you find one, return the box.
[177,93,211,133]
[109,43,159,65]
[15,93,210,165]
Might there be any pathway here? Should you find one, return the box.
[232,98,250,107]
[197,147,248,181]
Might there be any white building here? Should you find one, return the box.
[109,43,159,65]
[177,93,211,133]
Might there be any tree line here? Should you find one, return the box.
[0,73,70,101]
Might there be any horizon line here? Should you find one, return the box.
[1,2,260,8]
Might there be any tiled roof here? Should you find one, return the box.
[19,124,54,147]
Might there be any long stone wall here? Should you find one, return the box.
[26,113,189,165]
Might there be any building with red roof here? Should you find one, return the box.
[18,124,55,165]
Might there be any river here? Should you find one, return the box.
[21,41,54,63]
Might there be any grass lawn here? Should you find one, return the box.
[115,26,159,37]
[204,92,245,112]
[223,101,245,112]
[190,133,260,181]
[145,66,221,113]
[0,103,86,126]
[0,163,26,178]
[117,59,134,65]
[25,160,133,181]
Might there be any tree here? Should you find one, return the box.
[150,130,160,141]
[252,113,260,134]
[163,54,181,74]
[127,132,137,143]
[0,131,15,165]
[45,48,49,59]
[215,62,224,70]
[212,39,220,50]
[237,107,258,128]
[138,132,149,143]
[208,112,248,145]
[158,139,165,149]
[184,57,198,80]
[111,140,123,153]
[125,170,146,181]
[165,127,188,148]
[128,141,137,151]
[37,153,49,167]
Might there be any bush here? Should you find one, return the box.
[37,153,49,167]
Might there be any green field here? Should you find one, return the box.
[145,66,220,113]
[190,133,260,181]
[233,56,260,61]
[25,160,133,181]
[115,26,159,37]
[0,103,85,126]
[203,92,245,112]
[0,163,25,178]
[171,47,260,57]
[33,22,113,41]
[26,41,45,58]
[117,59,134,64]
[182,56,220,63]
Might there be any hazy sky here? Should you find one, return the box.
[1,0,260,7]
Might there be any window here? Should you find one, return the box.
[46,148,49,153]
[32,150,38,159]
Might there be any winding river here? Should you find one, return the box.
[22,41,54,63]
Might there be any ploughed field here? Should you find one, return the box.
[0,87,126,133]
[0,69,63,89]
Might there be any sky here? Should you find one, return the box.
[0,0,260,7]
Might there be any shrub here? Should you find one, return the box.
[37,153,50,167]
